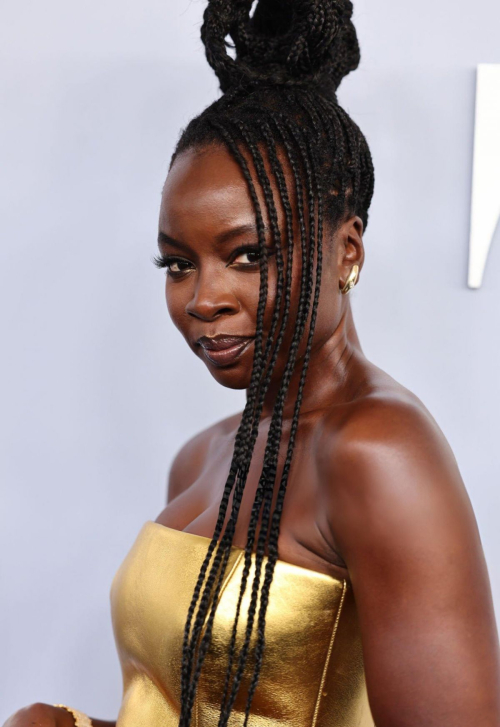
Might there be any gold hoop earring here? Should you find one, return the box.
[340,265,359,294]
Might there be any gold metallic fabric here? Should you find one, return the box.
[110,521,374,727]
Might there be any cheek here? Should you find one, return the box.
[236,274,277,339]
[259,265,280,331]
[165,280,189,332]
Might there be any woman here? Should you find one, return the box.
[6,0,500,726]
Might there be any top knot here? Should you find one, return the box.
[201,0,360,100]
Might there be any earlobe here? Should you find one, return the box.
[339,264,360,294]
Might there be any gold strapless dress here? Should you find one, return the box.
[110,521,374,727]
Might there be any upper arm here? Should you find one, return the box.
[321,399,500,727]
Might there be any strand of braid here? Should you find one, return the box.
[179,115,298,727]
[177,121,273,724]
[242,105,327,725]
[238,111,322,725]
[216,113,316,722]
[184,102,320,724]
[184,92,320,727]
[181,117,289,722]
[215,116,298,717]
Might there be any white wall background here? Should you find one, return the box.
[1,0,499,720]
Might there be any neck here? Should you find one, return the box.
[255,303,366,421]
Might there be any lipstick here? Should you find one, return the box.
[197,335,254,367]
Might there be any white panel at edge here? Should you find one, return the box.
[468,64,500,289]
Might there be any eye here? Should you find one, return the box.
[167,259,193,274]
[152,253,194,277]
[231,245,276,267]
[233,248,261,265]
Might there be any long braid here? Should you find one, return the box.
[217,111,315,723]
[243,114,327,721]
[179,97,336,723]
[216,113,316,723]
[214,105,320,723]
[182,115,310,724]
[215,118,295,717]
[177,119,272,722]
[215,112,312,719]
[181,118,298,724]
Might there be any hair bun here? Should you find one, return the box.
[201,0,360,99]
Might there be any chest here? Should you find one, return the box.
[160,416,347,576]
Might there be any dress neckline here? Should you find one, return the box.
[146,520,347,586]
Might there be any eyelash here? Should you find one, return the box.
[152,245,276,277]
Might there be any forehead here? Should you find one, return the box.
[159,144,259,237]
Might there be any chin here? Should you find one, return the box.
[204,364,253,390]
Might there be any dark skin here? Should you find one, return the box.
[7,143,500,726]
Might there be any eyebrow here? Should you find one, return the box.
[157,230,189,250]
[157,223,270,249]
[216,223,270,244]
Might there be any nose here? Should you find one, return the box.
[185,271,240,321]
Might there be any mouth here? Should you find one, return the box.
[197,335,255,367]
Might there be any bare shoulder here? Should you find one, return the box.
[316,363,473,560]
[318,365,463,496]
[166,410,242,503]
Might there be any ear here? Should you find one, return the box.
[336,215,365,290]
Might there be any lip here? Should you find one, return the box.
[197,335,255,367]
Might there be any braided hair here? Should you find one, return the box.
[162,1,374,724]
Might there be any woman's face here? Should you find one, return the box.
[157,142,363,390]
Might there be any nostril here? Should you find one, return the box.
[186,295,240,320]
[186,304,237,321]
[218,306,238,317]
